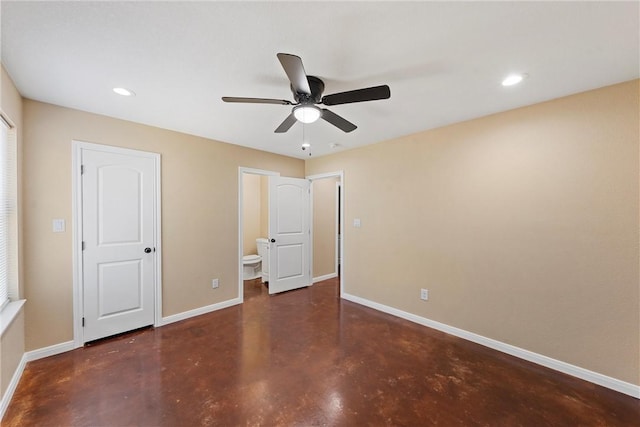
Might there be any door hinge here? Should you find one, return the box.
[82,241,85,251]
[81,165,84,175]
[82,317,85,327]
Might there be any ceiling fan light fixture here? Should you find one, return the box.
[293,105,321,123]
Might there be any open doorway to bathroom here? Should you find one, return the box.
[239,168,344,300]
[239,168,276,301]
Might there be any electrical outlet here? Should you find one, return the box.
[212,278,219,289]
[420,288,429,301]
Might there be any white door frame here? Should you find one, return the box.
[335,181,341,279]
[72,141,162,348]
[237,167,279,302]
[307,171,344,297]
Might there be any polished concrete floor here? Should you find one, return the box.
[4,277,640,426]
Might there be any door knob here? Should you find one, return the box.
[144,247,152,253]
[270,238,276,243]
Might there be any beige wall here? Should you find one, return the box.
[22,100,304,351]
[0,65,25,402]
[306,80,640,385]
[313,177,339,278]
[242,173,261,255]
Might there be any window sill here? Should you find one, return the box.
[0,299,25,337]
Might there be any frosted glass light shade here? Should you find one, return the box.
[294,105,321,123]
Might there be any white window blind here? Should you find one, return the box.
[0,114,16,311]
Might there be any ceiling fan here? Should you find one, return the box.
[222,53,391,133]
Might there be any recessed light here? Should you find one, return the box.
[502,74,527,87]
[113,87,135,97]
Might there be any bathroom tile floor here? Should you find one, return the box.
[4,277,639,426]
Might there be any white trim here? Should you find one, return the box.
[313,273,337,283]
[306,171,343,181]
[0,354,26,421]
[72,142,83,348]
[24,341,75,362]
[335,182,340,278]
[307,171,344,297]
[238,167,279,303]
[161,298,241,326]
[339,174,344,297]
[0,299,24,337]
[0,340,75,421]
[72,141,162,347]
[342,292,640,399]
[153,152,163,328]
[309,181,314,284]
[0,293,239,421]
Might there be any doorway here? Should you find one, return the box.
[308,171,344,296]
[238,168,278,301]
[238,168,344,300]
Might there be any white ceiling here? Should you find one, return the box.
[1,1,638,159]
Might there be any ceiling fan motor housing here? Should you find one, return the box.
[292,76,325,104]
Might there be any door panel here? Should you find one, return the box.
[276,244,303,278]
[98,166,142,245]
[82,148,156,342]
[268,177,311,294]
[98,260,142,317]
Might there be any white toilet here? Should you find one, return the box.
[242,238,269,280]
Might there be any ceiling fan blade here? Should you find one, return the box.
[275,113,297,133]
[321,109,357,133]
[321,85,390,106]
[277,53,311,95]
[222,97,292,105]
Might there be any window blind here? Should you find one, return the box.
[0,114,16,310]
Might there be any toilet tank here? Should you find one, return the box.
[256,238,270,280]
[256,238,269,257]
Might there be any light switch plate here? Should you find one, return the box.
[52,219,65,233]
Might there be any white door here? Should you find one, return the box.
[82,147,157,342]
[268,176,311,294]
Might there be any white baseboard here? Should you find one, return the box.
[4,292,636,424]
[313,272,337,283]
[0,353,26,421]
[1,340,75,422]
[342,292,640,399]
[161,297,241,326]
[24,340,75,362]
[1,298,243,422]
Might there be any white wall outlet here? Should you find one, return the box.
[420,288,429,301]
[353,218,361,228]
[212,278,219,289]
